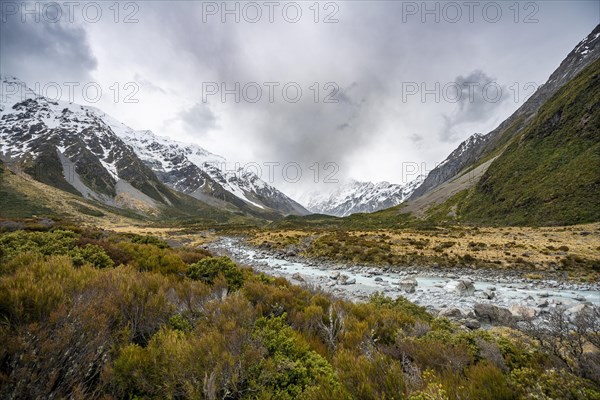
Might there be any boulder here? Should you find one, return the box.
[509,305,536,320]
[536,298,549,308]
[329,271,341,280]
[445,280,475,296]
[438,308,463,318]
[291,273,305,282]
[473,303,513,326]
[568,303,592,315]
[482,290,495,300]
[398,278,417,293]
[374,276,383,282]
[464,319,481,330]
[339,275,356,285]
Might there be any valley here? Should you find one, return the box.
[1,8,599,399]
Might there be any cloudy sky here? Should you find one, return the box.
[1,0,598,200]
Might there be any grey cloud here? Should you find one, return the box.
[0,16,97,83]
[180,102,218,134]
[440,70,507,142]
[410,133,424,143]
[248,83,371,177]
[5,0,597,192]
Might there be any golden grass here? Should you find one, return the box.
[248,224,600,279]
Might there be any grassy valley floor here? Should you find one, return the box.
[244,224,600,283]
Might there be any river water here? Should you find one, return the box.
[209,237,600,322]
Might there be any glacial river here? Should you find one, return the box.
[209,237,600,322]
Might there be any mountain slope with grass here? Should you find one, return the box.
[410,24,600,203]
[0,159,257,227]
[453,57,600,225]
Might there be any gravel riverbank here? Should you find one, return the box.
[208,237,600,328]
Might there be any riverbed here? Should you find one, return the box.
[208,237,600,325]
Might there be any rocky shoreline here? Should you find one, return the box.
[208,237,600,329]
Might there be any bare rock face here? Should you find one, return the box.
[464,319,481,330]
[398,278,418,293]
[445,280,475,297]
[567,303,593,315]
[474,303,513,326]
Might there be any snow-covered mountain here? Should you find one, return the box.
[0,75,308,216]
[304,176,425,217]
[119,129,309,215]
[408,132,489,200]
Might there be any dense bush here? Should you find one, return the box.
[187,256,245,291]
[0,227,599,399]
[117,241,187,274]
[0,229,115,269]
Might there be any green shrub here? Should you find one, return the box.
[70,244,115,269]
[0,255,99,324]
[510,367,600,400]
[118,242,187,275]
[130,234,169,248]
[187,256,244,291]
[168,314,193,333]
[0,229,77,261]
[334,350,405,400]
[250,314,338,399]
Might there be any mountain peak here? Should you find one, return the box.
[305,175,425,217]
[0,77,308,217]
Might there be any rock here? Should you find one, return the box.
[539,291,550,298]
[464,319,481,330]
[568,303,591,315]
[509,305,536,320]
[574,295,586,302]
[536,298,549,308]
[445,280,475,296]
[482,290,495,300]
[473,303,513,326]
[329,272,341,280]
[338,275,356,285]
[438,308,463,318]
[374,277,383,282]
[291,273,305,282]
[398,278,417,293]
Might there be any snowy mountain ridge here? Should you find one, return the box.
[0,75,309,216]
[304,175,426,217]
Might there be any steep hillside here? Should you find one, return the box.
[453,57,600,225]
[410,24,600,200]
[0,159,256,226]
